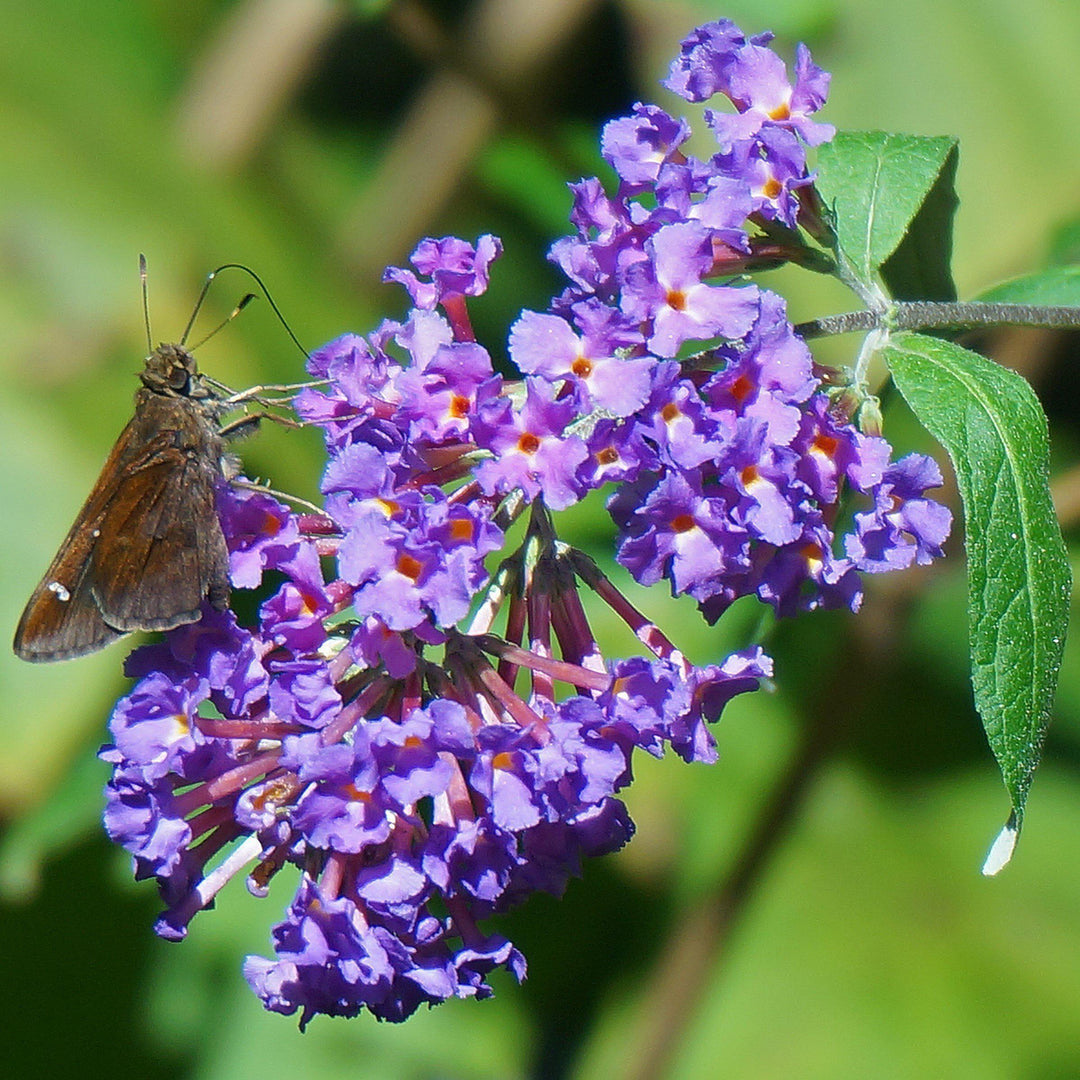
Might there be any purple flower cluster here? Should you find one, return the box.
[519,19,948,619]
[99,19,951,1027]
[103,484,770,1024]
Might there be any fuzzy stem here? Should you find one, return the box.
[796,300,1080,339]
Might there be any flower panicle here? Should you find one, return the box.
[101,18,950,1026]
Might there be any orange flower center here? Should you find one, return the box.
[666,288,687,311]
[396,553,423,581]
[800,542,823,571]
[448,518,475,543]
[812,433,840,458]
[728,373,754,403]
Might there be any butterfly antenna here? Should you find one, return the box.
[187,293,256,352]
[204,262,309,359]
[179,265,223,346]
[139,253,153,352]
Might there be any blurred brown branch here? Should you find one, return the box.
[341,0,603,283]
[175,0,347,172]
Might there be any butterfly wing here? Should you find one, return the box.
[13,391,229,662]
[12,510,124,661]
[90,417,229,631]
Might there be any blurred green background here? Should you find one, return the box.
[2,1,1080,1077]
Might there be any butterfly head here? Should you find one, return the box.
[142,343,200,396]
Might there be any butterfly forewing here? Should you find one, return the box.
[88,393,229,632]
[13,525,125,662]
[13,354,231,662]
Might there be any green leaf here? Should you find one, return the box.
[880,144,958,302]
[1047,217,1080,266]
[883,332,1071,853]
[815,132,958,293]
[350,0,395,15]
[479,135,579,237]
[976,265,1080,307]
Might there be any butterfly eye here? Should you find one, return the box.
[166,362,191,392]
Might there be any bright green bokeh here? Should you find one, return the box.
[2,3,1078,1078]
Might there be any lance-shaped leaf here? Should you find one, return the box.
[977,265,1080,307]
[816,132,958,296]
[883,332,1071,871]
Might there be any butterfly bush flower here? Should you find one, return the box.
[100,18,950,1026]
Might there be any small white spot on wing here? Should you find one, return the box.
[47,581,71,603]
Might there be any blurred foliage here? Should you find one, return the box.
[1,1,1079,1078]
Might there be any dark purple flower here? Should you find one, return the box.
[752,526,863,618]
[846,455,952,571]
[578,418,660,490]
[268,658,341,730]
[218,488,302,589]
[103,767,193,881]
[642,364,724,470]
[509,302,654,418]
[614,469,746,596]
[243,875,417,1027]
[601,104,692,190]
[621,220,760,357]
[704,290,818,446]
[473,379,588,509]
[384,235,503,310]
[663,19,759,103]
